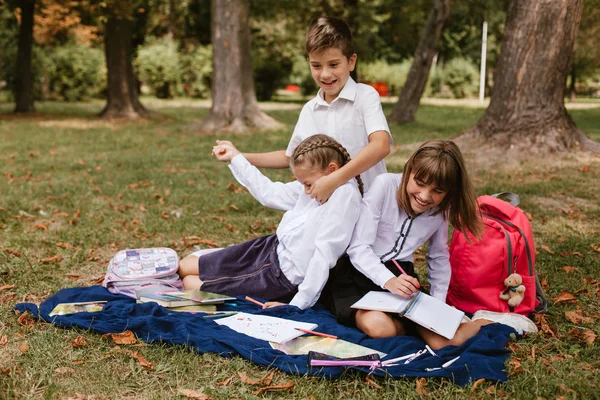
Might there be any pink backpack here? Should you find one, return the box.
[102,248,183,298]
[447,193,548,316]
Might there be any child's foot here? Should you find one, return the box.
[472,310,538,335]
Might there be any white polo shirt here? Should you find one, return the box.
[346,173,451,302]
[228,154,362,310]
[286,77,392,192]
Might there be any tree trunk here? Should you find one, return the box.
[464,0,599,153]
[569,64,576,102]
[14,0,36,113]
[99,13,149,119]
[388,0,452,124]
[196,0,282,133]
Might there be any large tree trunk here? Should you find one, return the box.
[99,12,149,119]
[388,0,452,124]
[14,0,36,113]
[197,0,282,133]
[464,0,599,153]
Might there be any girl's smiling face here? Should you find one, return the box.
[406,173,448,214]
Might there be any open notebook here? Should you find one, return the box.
[351,291,464,340]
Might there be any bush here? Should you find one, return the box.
[359,59,412,96]
[180,44,212,98]
[442,57,479,98]
[47,42,105,101]
[135,37,181,98]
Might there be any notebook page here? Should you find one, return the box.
[405,293,464,340]
[215,312,318,344]
[350,291,413,313]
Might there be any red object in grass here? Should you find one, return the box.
[366,82,388,97]
[285,84,300,93]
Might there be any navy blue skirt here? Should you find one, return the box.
[198,234,297,302]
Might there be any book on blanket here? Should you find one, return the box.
[135,286,235,307]
[49,301,107,317]
[351,291,464,340]
[214,312,318,344]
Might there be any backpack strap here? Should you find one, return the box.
[492,192,520,207]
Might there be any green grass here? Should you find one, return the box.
[1,97,599,399]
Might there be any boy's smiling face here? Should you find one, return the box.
[308,47,357,104]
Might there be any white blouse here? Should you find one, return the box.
[346,173,451,301]
[229,154,362,309]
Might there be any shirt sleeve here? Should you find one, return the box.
[360,87,391,141]
[288,185,362,309]
[228,154,300,211]
[346,177,396,288]
[425,219,451,302]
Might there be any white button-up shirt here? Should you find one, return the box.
[229,155,362,309]
[347,173,451,301]
[285,77,392,192]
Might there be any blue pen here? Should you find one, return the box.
[224,302,238,307]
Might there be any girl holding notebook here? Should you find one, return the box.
[321,140,538,349]
[177,135,362,311]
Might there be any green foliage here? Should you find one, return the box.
[359,59,412,96]
[442,57,479,98]
[135,37,182,99]
[47,42,106,101]
[179,44,212,98]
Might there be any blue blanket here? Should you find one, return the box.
[14,286,514,385]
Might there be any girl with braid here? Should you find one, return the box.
[178,135,363,310]
[322,140,537,349]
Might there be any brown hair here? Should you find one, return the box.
[291,134,364,196]
[305,17,354,59]
[397,140,483,239]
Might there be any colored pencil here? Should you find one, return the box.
[391,259,421,288]
[244,296,265,307]
[295,328,338,339]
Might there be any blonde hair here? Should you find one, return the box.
[397,140,483,239]
[305,17,354,58]
[290,134,364,196]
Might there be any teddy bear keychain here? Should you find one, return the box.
[500,273,526,307]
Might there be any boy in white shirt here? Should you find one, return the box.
[221,16,392,201]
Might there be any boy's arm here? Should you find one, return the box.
[309,131,391,203]
[242,150,290,169]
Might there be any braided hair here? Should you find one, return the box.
[290,134,364,196]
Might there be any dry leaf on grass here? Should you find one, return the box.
[216,376,235,387]
[416,378,428,397]
[534,314,558,338]
[0,336,7,346]
[177,389,212,399]
[0,284,16,291]
[560,266,578,273]
[129,350,155,370]
[102,330,137,345]
[252,382,295,396]
[365,376,382,389]
[17,311,36,329]
[19,341,28,353]
[41,255,63,264]
[552,291,577,304]
[54,366,75,375]
[540,245,554,254]
[237,371,274,385]
[4,248,21,257]
[72,335,88,348]
[470,378,486,393]
[508,358,524,376]
[564,311,594,324]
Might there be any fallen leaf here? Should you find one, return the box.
[130,350,154,370]
[534,314,557,338]
[0,284,16,292]
[581,165,589,173]
[583,329,597,346]
[102,330,137,345]
[0,336,7,346]
[540,245,554,254]
[160,211,170,219]
[54,366,75,375]
[564,311,594,324]
[216,376,235,387]
[590,244,600,253]
[416,378,428,397]
[17,311,35,329]
[559,384,578,395]
[72,360,85,365]
[138,204,147,212]
[65,273,81,279]
[252,382,295,396]
[559,251,584,258]
[19,341,28,353]
[177,389,211,399]
[5,248,21,257]
[41,255,63,264]
[560,266,577,273]
[72,335,88,348]
[552,291,577,304]
[229,204,239,211]
[508,358,524,376]
[238,372,265,385]
[470,378,486,393]
[366,376,382,389]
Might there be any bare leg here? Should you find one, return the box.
[355,310,407,338]
[418,319,492,351]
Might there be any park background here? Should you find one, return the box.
[0,0,599,399]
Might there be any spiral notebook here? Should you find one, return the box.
[351,291,464,340]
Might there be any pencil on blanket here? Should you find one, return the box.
[244,296,265,307]
[295,328,338,339]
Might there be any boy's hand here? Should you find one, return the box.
[309,173,340,204]
[263,301,286,309]
[212,140,240,162]
[384,275,420,298]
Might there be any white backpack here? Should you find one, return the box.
[102,248,184,298]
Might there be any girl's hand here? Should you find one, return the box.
[309,174,339,204]
[212,140,240,162]
[384,275,420,298]
[263,301,286,309]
